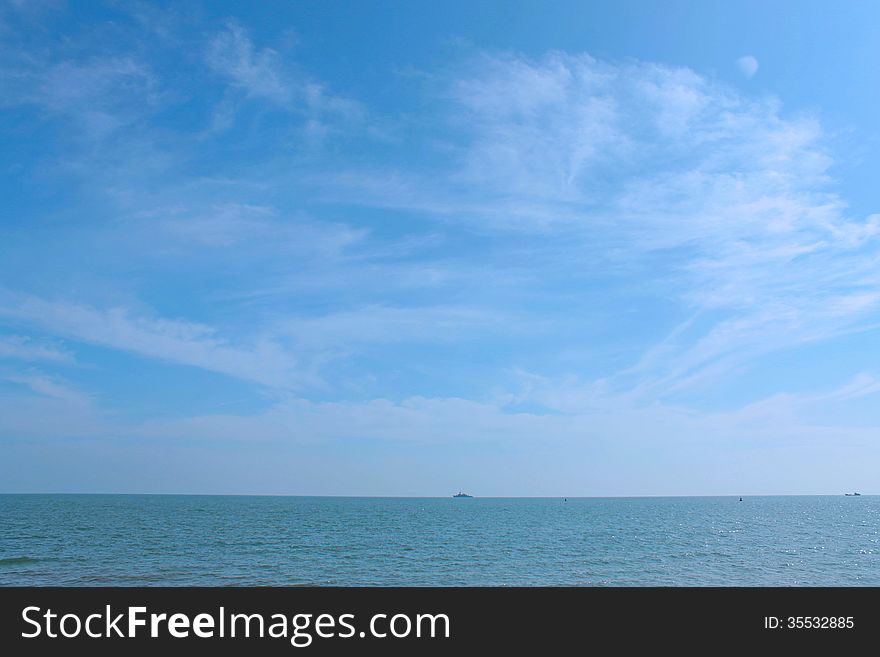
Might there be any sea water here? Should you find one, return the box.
[1,494,878,586]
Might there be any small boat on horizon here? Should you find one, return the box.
[453,491,473,498]
[845,492,862,496]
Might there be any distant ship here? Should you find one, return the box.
[453,491,473,498]
[845,492,862,496]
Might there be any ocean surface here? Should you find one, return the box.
[1,494,879,586]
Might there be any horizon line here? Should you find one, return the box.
[0,492,872,498]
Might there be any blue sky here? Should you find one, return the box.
[2,0,880,495]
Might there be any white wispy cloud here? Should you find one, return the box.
[136,202,367,255]
[318,51,880,400]
[206,20,290,103]
[0,51,162,138]
[205,20,362,128]
[0,335,73,363]
[277,304,509,347]
[0,291,300,388]
[0,292,507,392]
[2,371,89,405]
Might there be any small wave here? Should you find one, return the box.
[0,556,41,566]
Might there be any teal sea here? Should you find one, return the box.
[1,494,879,586]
